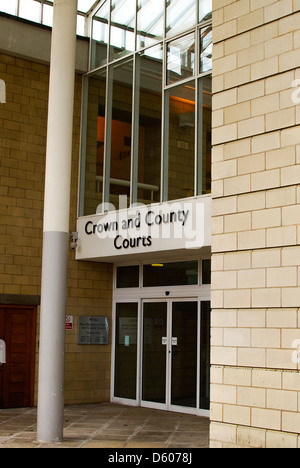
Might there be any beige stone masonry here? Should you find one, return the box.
[0,53,113,406]
[211,0,300,448]
[210,365,300,447]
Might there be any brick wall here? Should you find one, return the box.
[0,52,113,406]
[211,0,300,447]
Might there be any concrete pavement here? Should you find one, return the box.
[0,403,209,448]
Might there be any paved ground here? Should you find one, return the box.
[0,403,209,448]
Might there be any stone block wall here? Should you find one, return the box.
[0,52,113,406]
[211,0,300,448]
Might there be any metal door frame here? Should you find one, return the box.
[111,295,210,417]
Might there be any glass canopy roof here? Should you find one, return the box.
[0,0,103,36]
[0,0,212,39]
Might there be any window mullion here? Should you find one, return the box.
[161,40,169,202]
[130,53,140,206]
[102,66,113,211]
[195,25,200,196]
[197,78,203,196]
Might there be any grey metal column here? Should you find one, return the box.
[37,0,77,443]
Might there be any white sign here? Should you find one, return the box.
[78,316,109,344]
[76,196,211,262]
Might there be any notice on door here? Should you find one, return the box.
[78,316,109,344]
[118,317,137,345]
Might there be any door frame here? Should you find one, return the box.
[111,292,210,417]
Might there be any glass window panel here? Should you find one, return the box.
[77,14,85,36]
[19,0,41,22]
[200,25,212,73]
[142,302,167,404]
[197,75,211,195]
[42,4,53,27]
[137,0,164,49]
[0,0,18,15]
[137,45,163,205]
[199,0,212,23]
[143,261,198,287]
[109,59,133,210]
[171,302,197,408]
[167,82,195,201]
[167,33,195,86]
[91,0,109,68]
[81,69,106,216]
[166,0,196,39]
[200,301,211,410]
[110,0,135,61]
[78,0,96,13]
[202,259,211,284]
[114,303,138,400]
[116,266,140,288]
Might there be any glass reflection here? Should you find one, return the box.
[78,0,97,13]
[137,0,164,49]
[0,0,18,15]
[82,69,106,216]
[42,4,53,27]
[19,0,41,22]
[81,0,213,215]
[91,0,109,68]
[137,45,163,205]
[110,0,135,60]
[167,33,195,85]
[197,75,211,194]
[109,59,133,209]
[166,0,196,38]
[167,83,195,201]
[114,303,138,400]
[200,25,212,73]
[199,0,212,23]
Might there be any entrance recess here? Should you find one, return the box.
[113,298,210,416]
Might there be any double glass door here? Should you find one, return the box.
[114,299,210,415]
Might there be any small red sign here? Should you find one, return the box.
[66,315,73,330]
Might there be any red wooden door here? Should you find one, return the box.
[0,306,36,408]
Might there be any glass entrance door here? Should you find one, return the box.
[141,300,207,414]
[171,301,197,409]
[142,302,168,405]
[113,298,210,415]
